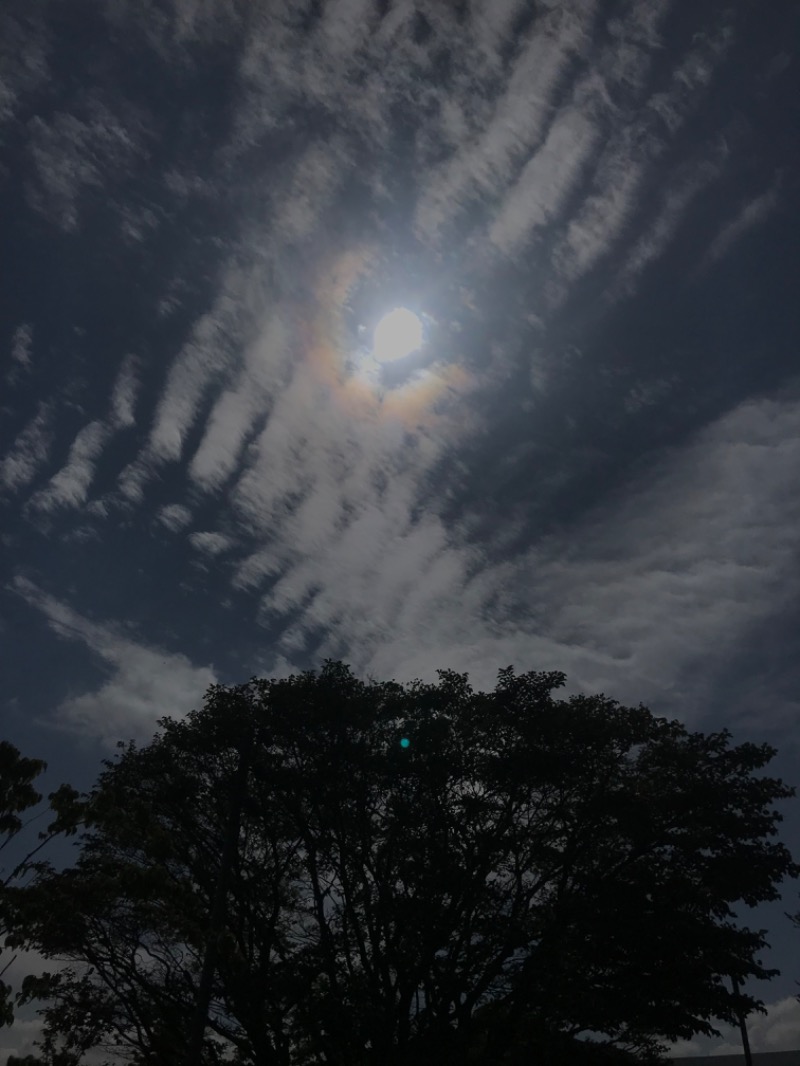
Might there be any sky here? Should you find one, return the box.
[1,0,800,1059]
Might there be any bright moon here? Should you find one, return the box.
[373,307,423,362]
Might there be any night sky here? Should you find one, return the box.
[2,1,800,1059]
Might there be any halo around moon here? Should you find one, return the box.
[302,246,472,428]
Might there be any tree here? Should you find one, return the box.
[0,739,87,1031]
[3,662,798,1065]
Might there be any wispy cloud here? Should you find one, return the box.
[483,0,672,262]
[414,1,599,241]
[188,530,235,558]
[0,403,54,495]
[108,246,797,724]
[220,380,800,726]
[8,575,218,750]
[25,97,147,232]
[113,259,279,509]
[188,310,293,493]
[147,261,253,467]
[15,0,743,541]
[603,151,725,304]
[272,136,352,245]
[102,0,245,51]
[156,502,193,533]
[24,355,142,517]
[5,2,790,727]
[0,8,51,132]
[109,353,141,429]
[6,323,34,388]
[227,358,462,604]
[487,107,599,257]
[695,179,782,276]
[27,420,111,514]
[547,18,734,307]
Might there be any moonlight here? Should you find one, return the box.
[373,307,424,362]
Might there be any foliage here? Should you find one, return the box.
[0,739,88,1032]
[2,662,798,1065]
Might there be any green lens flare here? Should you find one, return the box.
[400,737,410,748]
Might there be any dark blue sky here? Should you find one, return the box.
[2,0,800,1058]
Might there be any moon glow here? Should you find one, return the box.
[373,307,424,362]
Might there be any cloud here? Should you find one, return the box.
[547,18,734,306]
[482,0,671,263]
[212,379,800,725]
[0,947,73,1035]
[24,357,143,517]
[0,1014,53,1064]
[117,450,158,506]
[0,8,51,132]
[0,947,126,1064]
[136,217,797,724]
[11,323,33,368]
[27,421,111,514]
[603,151,725,304]
[4,1,776,733]
[753,997,800,1052]
[0,402,54,495]
[548,152,645,301]
[101,0,245,53]
[116,281,249,505]
[233,0,474,167]
[623,375,679,414]
[118,201,161,245]
[667,996,800,1057]
[8,576,217,750]
[467,0,533,55]
[25,97,147,232]
[188,530,235,557]
[695,180,782,275]
[187,309,293,493]
[415,0,679,254]
[6,323,34,388]
[274,137,352,245]
[31,0,742,539]
[109,353,141,429]
[4,2,786,718]
[148,260,254,468]
[414,0,599,241]
[487,106,599,257]
[156,502,193,532]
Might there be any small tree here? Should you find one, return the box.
[0,740,87,1031]
[4,663,798,1064]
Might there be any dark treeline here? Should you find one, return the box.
[2,662,799,1065]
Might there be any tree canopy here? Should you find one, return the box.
[2,662,798,1065]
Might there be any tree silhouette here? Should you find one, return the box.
[3,662,798,1065]
[0,739,88,1033]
